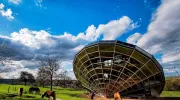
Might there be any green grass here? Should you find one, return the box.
[0,84,180,99]
[161,91,180,97]
[0,84,88,100]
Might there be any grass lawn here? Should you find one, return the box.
[160,91,180,97]
[0,84,180,100]
[0,84,88,100]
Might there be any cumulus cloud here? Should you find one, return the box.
[6,16,136,61]
[0,16,137,78]
[78,16,137,40]
[97,16,136,40]
[137,0,180,53]
[0,29,81,78]
[11,28,52,49]
[126,32,142,45]
[126,0,180,70]
[1,68,38,79]
[3,28,82,61]
[77,25,97,41]
[0,3,14,20]
[0,29,79,78]
[8,0,21,5]
[72,45,85,52]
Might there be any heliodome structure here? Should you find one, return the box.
[73,40,165,98]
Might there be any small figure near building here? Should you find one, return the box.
[90,91,96,100]
[114,91,121,100]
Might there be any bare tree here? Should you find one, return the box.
[10,76,16,85]
[40,55,62,91]
[19,71,35,86]
[36,66,51,87]
[63,71,67,87]
[54,71,72,87]
[173,66,180,76]
[54,73,63,86]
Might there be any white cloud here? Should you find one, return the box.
[0,59,75,79]
[126,32,142,45]
[8,0,21,5]
[78,16,137,40]
[162,53,180,64]
[0,28,81,78]
[0,16,137,78]
[137,0,180,52]
[97,16,136,40]
[11,28,52,49]
[0,60,39,78]
[56,60,76,79]
[34,0,43,7]
[77,25,97,41]
[66,68,76,79]
[0,3,14,20]
[0,3,4,9]
[72,45,85,52]
[126,0,180,69]
[58,32,77,42]
[1,68,38,79]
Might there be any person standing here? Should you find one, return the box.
[114,92,121,100]
[90,91,96,100]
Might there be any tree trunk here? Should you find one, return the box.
[11,79,14,85]
[25,81,26,86]
[50,74,52,91]
[64,77,66,87]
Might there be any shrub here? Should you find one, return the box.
[164,78,180,91]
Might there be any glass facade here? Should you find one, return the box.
[73,40,165,98]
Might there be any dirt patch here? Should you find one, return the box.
[80,93,89,98]
[80,94,110,100]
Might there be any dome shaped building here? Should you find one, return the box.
[73,40,165,98]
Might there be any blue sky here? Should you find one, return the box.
[0,0,180,78]
[1,0,156,36]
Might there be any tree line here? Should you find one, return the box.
[0,42,83,91]
[18,55,83,90]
